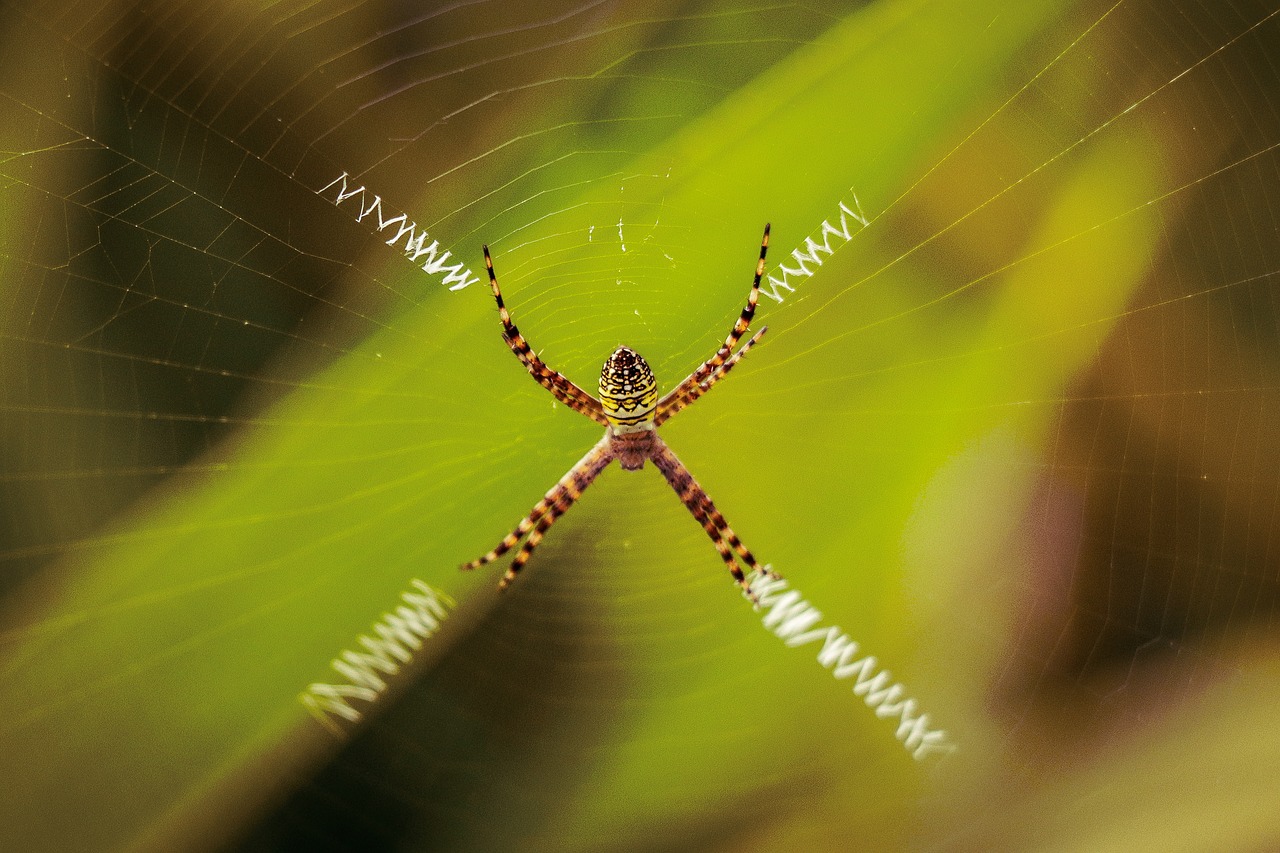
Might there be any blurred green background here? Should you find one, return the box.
[1,0,1279,850]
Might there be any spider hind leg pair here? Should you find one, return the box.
[463,226,779,601]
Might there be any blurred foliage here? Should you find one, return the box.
[1,0,1279,850]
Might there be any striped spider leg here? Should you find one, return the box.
[654,223,769,426]
[463,226,779,602]
[480,244,609,426]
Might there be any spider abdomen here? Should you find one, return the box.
[599,346,658,432]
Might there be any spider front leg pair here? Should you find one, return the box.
[462,226,781,601]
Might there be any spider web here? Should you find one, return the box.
[0,0,1278,850]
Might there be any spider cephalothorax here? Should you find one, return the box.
[464,226,780,601]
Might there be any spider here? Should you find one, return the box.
[463,225,780,601]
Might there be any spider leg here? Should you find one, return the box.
[653,325,766,427]
[461,506,546,571]
[499,505,557,590]
[462,436,614,588]
[654,223,769,424]
[649,436,769,600]
[483,245,609,426]
[692,474,780,583]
